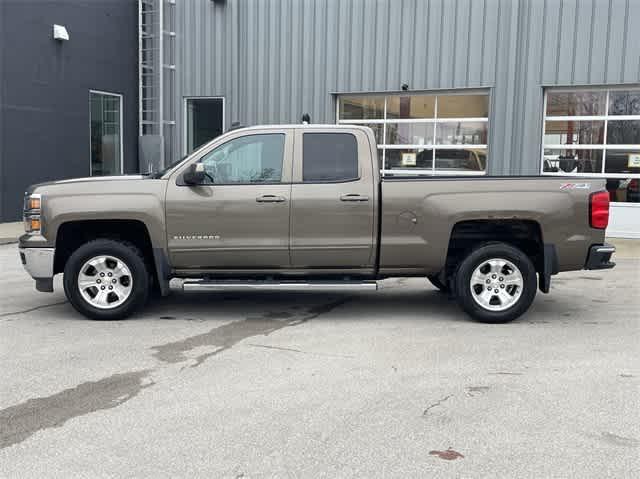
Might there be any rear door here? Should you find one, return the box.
[289,128,375,270]
[165,129,293,270]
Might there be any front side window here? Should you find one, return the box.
[303,133,358,182]
[542,88,640,204]
[337,91,489,175]
[90,91,122,176]
[198,134,285,184]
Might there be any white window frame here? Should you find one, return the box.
[183,96,225,156]
[89,90,124,176]
[336,90,490,176]
[541,86,640,180]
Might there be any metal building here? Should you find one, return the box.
[139,0,639,237]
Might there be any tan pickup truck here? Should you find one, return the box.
[19,125,616,323]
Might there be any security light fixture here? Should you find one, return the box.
[53,24,69,41]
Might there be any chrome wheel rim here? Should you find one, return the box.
[469,258,523,312]
[77,255,133,309]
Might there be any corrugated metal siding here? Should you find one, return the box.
[170,0,640,175]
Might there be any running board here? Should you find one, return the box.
[176,279,378,292]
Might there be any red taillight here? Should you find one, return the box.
[590,191,610,229]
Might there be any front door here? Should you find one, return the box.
[165,130,293,270]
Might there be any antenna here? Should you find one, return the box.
[301,113,311,124]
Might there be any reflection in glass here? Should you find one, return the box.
[608,90,640,116]
[544,120,604,145]
[339,96,385,120]
[385,123,433,145]
[437,95,488,118]
[386,95,435,119]
[436,122,487,144]
[606,120,640,145]
[542,149,603,173]
[435,149,487,172]
[606,178,640,203]
[385,148,434,169]
[200,134,285,184]
[604,150,640,174]
[546,91,606,116]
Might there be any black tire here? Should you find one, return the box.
[63,239,150,320]
[454,242,537,323]
[427,274,450,293]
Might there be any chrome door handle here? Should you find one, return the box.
[256,194,286,203]
[340,194,369,202]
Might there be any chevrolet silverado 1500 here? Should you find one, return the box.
[19,125,616,322]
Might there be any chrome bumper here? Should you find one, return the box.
[19,247,55,279]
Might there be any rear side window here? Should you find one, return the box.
[303,133,359,182]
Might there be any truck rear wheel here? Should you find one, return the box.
[454,243,537,323]
[63,239,149,320]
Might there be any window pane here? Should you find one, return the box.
[385,148,433,169]
[436,122,488,145]
[435,148,486,172]
[200,134,284,184]
[437,94,488,118]
[542,149,603,173]
[544,120,605,145]
[608,90,640,116]
[385,123,433,145]
[303,133,358,182]
[386,95,435,119]
[362,123,384,144]
[606,120,640,145]
[186,98,224,153]
[604,149,640,174]
[546,91,606,116]
[339,96,385,120]
[606,178,640,203]
[90,92,122,176]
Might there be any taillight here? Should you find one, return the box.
[589,191,610,229]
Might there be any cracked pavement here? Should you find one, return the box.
[1,243,639,477]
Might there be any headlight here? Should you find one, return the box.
[23,193,42,234]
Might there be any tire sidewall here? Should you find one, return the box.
[455,243,537,323]
[63,239,149,320]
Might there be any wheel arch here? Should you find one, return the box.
[54,219,170,295]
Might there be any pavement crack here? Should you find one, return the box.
[0,301,68,319]
[422,394,453,416]
[247,343,355,359]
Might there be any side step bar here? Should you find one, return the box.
[176,279,378,292]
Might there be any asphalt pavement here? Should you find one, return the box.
[1,242,638,478]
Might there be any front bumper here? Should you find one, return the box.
[585,243,616,270]
[19,247,55,292]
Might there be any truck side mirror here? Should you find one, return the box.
[183,163,206,185]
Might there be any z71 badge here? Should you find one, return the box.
[560,183,590,190]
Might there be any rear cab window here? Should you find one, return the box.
[302,133,359,182]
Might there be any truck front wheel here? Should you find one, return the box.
[63,239,150,320]
[454,243,537,323]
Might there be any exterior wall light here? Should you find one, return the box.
[53,24,69,41]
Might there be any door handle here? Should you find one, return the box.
[256,194,286,203]
[340,194,369,202]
